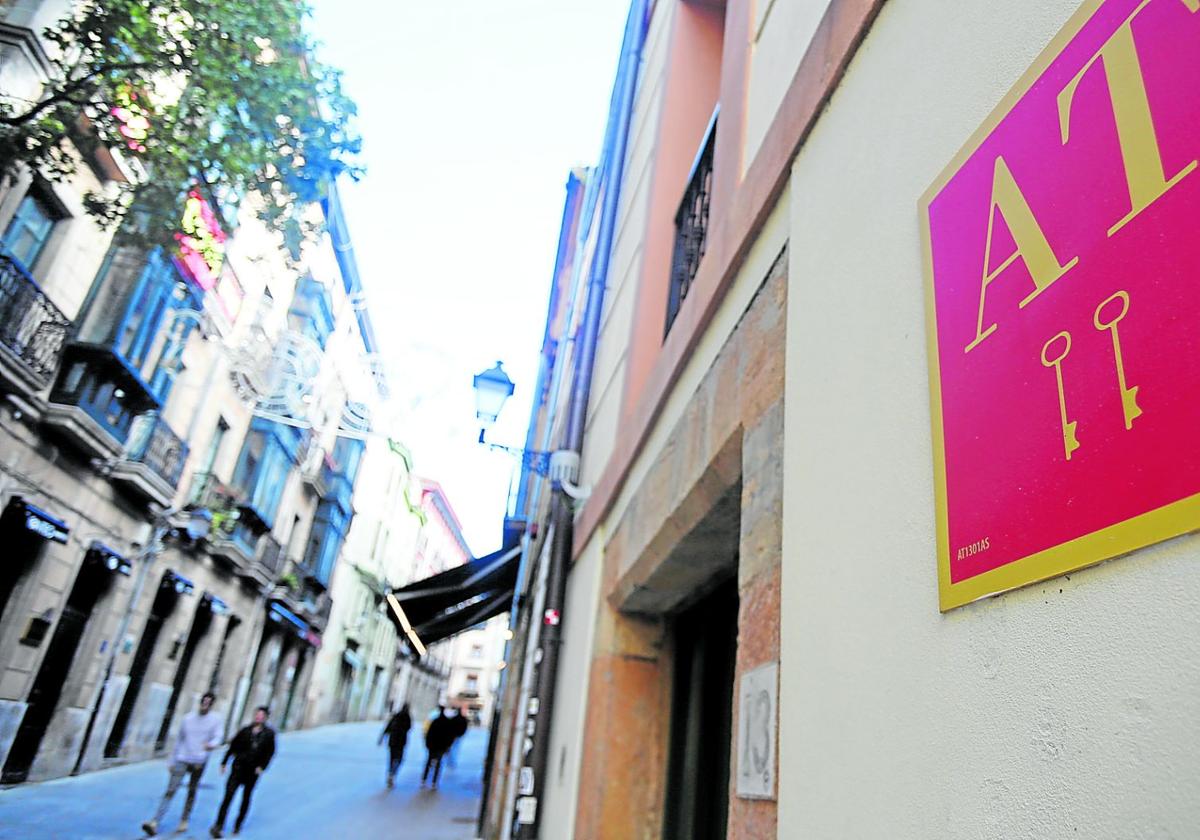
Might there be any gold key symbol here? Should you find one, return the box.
[1094,290,1142,430]
[1041,331,1080,460]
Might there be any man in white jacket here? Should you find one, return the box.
[142,691,224,837]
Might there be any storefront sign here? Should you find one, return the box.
[922,0,1200,610]
[4,498,70,544]
[86,542,132,576]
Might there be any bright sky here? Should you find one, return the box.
[307,1,628,554]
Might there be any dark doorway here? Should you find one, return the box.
[104,572,185,758]
[280,645,309,729]
[0,499,68,628]
[154,594,215,751]
[335,656,354,722]
[663,579,739,840]
[2,550,115,782]
[208,614,241,693]
[0,531,39,629]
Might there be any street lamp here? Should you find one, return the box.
[470,363,588,500]
[472,362,548,473]
[472,361,515,435]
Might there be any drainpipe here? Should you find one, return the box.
[513,1,648,835]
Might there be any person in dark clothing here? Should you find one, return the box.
[421,707,456,790]
[209,706,276,838]
[378,704,412,789]
[444,705,469,768]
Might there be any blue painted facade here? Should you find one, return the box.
[50,247,200,445]
[230,417,306,528]
[303,432,365,586]
[287,273,336,350]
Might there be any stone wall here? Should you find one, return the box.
[571,246,786,839]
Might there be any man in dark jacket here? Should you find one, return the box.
[209,706,276,838]
[421,707,455,790]
[378,704,412,789]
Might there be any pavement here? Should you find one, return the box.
[0,721,485,840]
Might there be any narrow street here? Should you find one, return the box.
[0,722,484,840]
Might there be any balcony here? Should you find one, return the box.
[109,413,189,508]
[664,112,718,337]
[300,590,333,631]
[236,533,283,589]
[45,343,159,460]
[188,470,236,511]
[208,518,262,575]
[0,253,71,402]
[189,472,268,574]
[272,563,330,634]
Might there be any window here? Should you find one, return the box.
[287,275,334,350]
[231,420,297,526]
[302,498,350,585]
[330,435,365,483]
[465,674,479,693]
[470,644,484,660]
[665,110,718,337]
[74,246,200,404]
[2,190,63,270]
[115,260,183,369]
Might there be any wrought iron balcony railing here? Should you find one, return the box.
[188,470,239,512]
[0,253,71,384]
[665,111,718,338]
[123,413,189,491]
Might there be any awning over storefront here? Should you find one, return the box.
[267,600,309,636]
[386,544,520,654]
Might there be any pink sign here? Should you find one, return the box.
[922,0,1200,610]
[175,189,227,292]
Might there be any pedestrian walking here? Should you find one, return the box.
[378,704,412,789]
[444,705,469,769]
[141,691,223,837]
[209,706,276,838]
[420,707,456,790]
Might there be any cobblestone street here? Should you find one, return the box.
[0,722,484,840]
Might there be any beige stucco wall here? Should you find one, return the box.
[743,0,832,170]
[538,535,604,840]
[780,0,1200,837]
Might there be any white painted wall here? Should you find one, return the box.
[780,1,1200,837]
[744,0,833,170]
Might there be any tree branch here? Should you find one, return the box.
[0,60,153,127]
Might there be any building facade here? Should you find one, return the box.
[0,2,386,782]
[488,0,1200,839]
[445,614,507,727]
[304,443,449,729]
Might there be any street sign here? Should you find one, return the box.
[922,0,1200,610]
[736,662,777,800]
